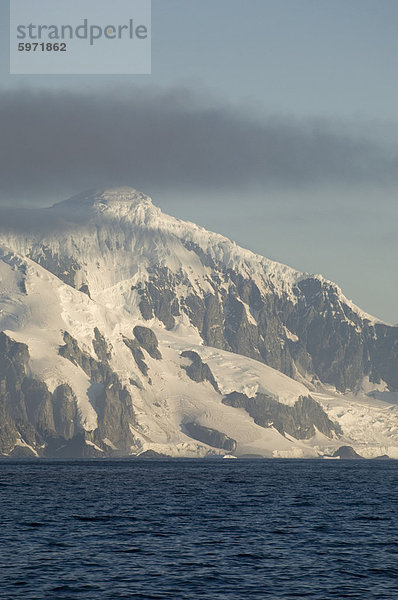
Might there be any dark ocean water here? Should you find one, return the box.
[0,459,398,600]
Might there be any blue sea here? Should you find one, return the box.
[0,459,397,599]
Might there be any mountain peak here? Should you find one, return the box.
[99,186,153,206]
[54,186,153,210]
[51,186,163,226]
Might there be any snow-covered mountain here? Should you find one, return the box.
[0,187,397,458]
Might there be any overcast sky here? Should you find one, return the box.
[0,0,397,323]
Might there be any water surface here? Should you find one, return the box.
[0,459,397,599]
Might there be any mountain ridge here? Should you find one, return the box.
[3,187,384,323]
[0,187,397,458]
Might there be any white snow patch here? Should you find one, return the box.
[85,440,104,452]
[14,438,39,456]
[240,300,257,326]
[187,344,309,406]
[283,326,299,342]
[103,438,117,450]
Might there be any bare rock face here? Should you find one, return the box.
[222,391,341,440]
[28,245,81,288]
[0,330,139,457]
[136,268,180,330]
[52,384,79,440]
[180,351,219,392]
[8,445,37,458]
[137,263,398,393]
[59,332,138,455]
[123,337,149,376]
[333,446,363,459]
[133,326,162,360]
[183,422,237,452]
[92,327,111,363]
[44,433,104,459]
[0,332,54,455]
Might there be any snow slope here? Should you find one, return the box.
[0,240,396,458]
[2,187,382,321]
[0,187,396,457]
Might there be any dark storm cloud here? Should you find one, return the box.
[0,86,397,204]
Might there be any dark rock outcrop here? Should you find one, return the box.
[333,445,363,459]
[0,332,54,454]
[180,351,219,392]
[183,422,237,452]
[60,332,138,454]
[28,245,81,288]
[123,337,149,376]
[133,326,162,359]
[44,433,103,459]
[0,330,139,457]
[134,260,398,393]
[92,327,111,363]
[137,268,181,329]
[79,283,91,298]
[222,391,340,440]
[52,384,79,440]
[8,445,37,458]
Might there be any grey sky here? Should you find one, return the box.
[0,0,397,322]
[1,87,397,203]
